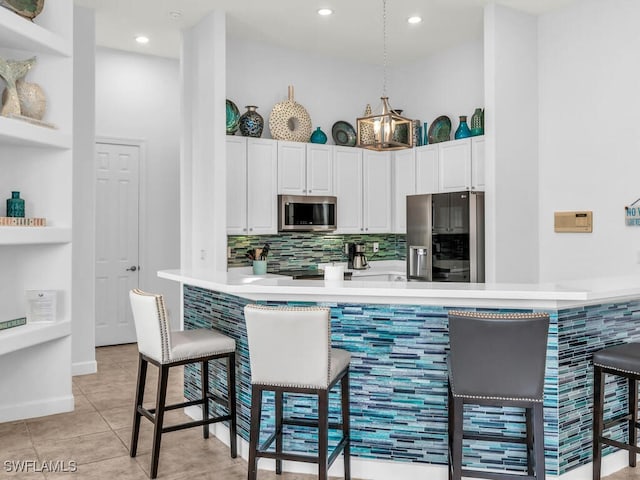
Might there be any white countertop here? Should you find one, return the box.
[158,261,640,309]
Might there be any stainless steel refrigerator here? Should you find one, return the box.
[406,191,485,282]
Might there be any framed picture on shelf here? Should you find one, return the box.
[25,290,57,323]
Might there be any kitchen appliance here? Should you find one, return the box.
[406,191,484,282]
[348,243,369,270]
[278,195,337,232]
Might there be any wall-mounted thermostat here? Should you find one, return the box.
[554,211,592,233]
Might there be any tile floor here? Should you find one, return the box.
[0,343,638,480]
[0,344,342,479]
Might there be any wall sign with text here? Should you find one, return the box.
[625,198,640,226]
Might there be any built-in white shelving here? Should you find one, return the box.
[0,116,71,149]
[0,320,71,356]
[0,227,71,245]
[0,7,71,57]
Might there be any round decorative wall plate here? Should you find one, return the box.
[428,115,452,144]
[332,121,356,147]
[0,0,45,20]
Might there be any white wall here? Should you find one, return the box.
[95,48,181,320]
[484,4,539,283]
[226,37,381,141]
[72,6,97,374]
[538,0,640,282]
[390,41,484,135]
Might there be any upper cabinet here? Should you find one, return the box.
[438,139,472,192]
[471,136,485,191]
[334,147,363,233]
[392,148,416,233]
[227,137,278,235]
[277,141,333,196]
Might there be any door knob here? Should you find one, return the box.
[126,266,137,272]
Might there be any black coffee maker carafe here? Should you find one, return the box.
[348,243,369,270]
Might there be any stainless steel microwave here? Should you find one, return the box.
[278,195,337,232]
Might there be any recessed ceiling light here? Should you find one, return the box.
[317,8,333,16]
[168,10,182,20]
[407,16,422,24]
[135,35,149,44]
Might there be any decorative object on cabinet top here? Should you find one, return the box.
[470,108,484,136]
[226,99,240,135]
[269,85,312,142]
[5,190,24,217]
[427,115,451,144]
[332,120,357,147]
[0,0,44,20]
[359,104,375,145]
[454,115,471,140]
[238,105,264,138]
[310,126,327,144]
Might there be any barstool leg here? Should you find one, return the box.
[450,393,464,480]
[318,389,329,480]
[629,377,638,467]
[150,364,169,479]
[532,402,546,480]
[202,360,209,439]
[526,407,534,475]
[130,354,148,458]
[447,385,454,480]
[228,353,238,458]
[341,372,351,480]
[275,391,283,474]
[593,365,604,480]
[248,385,263,480]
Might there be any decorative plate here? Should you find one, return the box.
[332,121,357,147]
[428,115,452,144]
[0,0,44,20]
[226,99,240,135]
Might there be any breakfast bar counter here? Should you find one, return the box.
[159,266,640,480]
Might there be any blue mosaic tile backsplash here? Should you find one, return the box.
[182,285,640,476]
[227,233,406,270]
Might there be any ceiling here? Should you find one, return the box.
[73,0,576,65]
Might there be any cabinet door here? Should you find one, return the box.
[306,144,334,195]
[439,139,471,192]
[277,141,306,195]
[334,147,363,233]
[471,136,485,191]
[363,150,392,233]
[393,149,416,233]
[247,139,278,234]
[416,145,439,194]
[226,137,248,234]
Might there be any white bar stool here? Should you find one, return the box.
[129,289,238,479]
[244,304,351,480]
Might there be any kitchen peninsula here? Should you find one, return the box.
[159,264,640,480]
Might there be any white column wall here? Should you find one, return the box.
[538,0,640,282]
[72,5,97,374]
[181,11,227,273]
[95,48,181,320]
[484,4,539,283]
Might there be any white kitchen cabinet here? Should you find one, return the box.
[0,2,74,421]
[227,137,278,235]
[439,138,472,192]
[392,148,416,233]
[334,147,363,233]
[416,144,439,194]
[471,136,485,191]
[277,141,333,195]
[363,150,392,233]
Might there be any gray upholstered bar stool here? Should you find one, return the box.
[592,343,640,480]
[129,289,238,479]
[243,304,351,480]
[448,311,550,480]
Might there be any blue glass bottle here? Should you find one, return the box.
[310,127,327,144]
[454,115,472,140]
[422,122,429,145]
[6,191,25,217]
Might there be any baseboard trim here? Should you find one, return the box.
[184,406,632,480]
[72,360,97,376]
[0,395,74,423]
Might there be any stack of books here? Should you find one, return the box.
[0,217,46,226]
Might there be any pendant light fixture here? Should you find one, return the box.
[357,0,413,151]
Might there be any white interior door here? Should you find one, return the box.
[95,142,140,346]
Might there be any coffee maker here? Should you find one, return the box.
[348,243,369,270]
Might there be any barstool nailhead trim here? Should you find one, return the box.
[593,363,640,376]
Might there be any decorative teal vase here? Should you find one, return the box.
[454,116,472,140]
[6,191,25,217]
[470,108,484,136]
[239,105,264,137]
[422,122,429,145]
[226,99,240,135]
[310,127,327,144]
